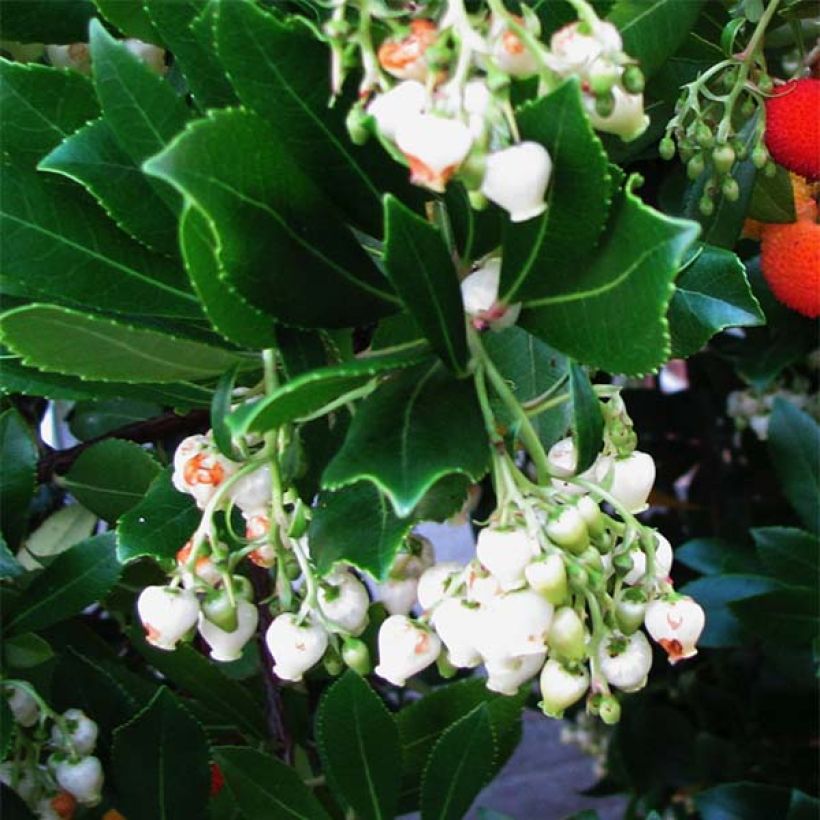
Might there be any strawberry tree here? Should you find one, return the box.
[0,0,816,817]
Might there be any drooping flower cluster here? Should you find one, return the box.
[327,0,648,219]
[1,685,104,818]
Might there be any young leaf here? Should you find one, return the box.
[668,244,764,358]
[730,588,819,646]
[144,108,400,329]
[322,363,490,516]
[0,408,37,549]
[213,746,332,820]
[0,304,247,383]
[767,399,820,533]
[3,633,54,668]
[21,504,97,564]
[500,80,611,304]
[747,164,796,223]
[383,195,469,374]
[4,533,121,636]
[211,363,239,459]
[569,363,604,473]
[751,527,819,586]
[316,671,402,820]
[0,60,99,165]
[117,467,200,564]
[521,176,700,375]
[62,439,161,522]
[420,704,496,820]
[112,688,210,820]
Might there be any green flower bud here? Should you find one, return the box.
[615,590,647,634]
[547,606,587,661]
[342,637,371,675]
[757,73,773,94]
[324,651,344,676]
[599,695,621,725]
[232,575,255,602]
[201,589,238,633]
[567,563,589,593]
[763,160,777,177]
[594,92,615,119]
[576,496,604,538]
[345,104,371,146]
[721,177,740,201]
[546,507,589,555]
[740,97,756,117]
[695,122,715,149]
[659,136,676,161]
[687,153,705,180]
[712,144,736,175]
[621,65,645,94]
[751,144,769,169]
[699,194,715,216]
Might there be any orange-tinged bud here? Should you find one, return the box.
[378,19,437,81]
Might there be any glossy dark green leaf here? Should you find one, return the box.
[0,60,99,165]
[0,0,95,43]
[675,537,760,576]
[747,164,796,223]
[521,177,700,375]
[144,107,400,329]
[730,587,819,646]
[276,327,332,379]
[500,81,611,304]
[179,205,277,350]
[228,347,429,437]
[112,688,210,820]
[383,195,468,374]
[0,162,198,319]
[316,670,401,820]
[131,630,265,739]
[210,363,239,459]
[3,633,53,669]
[668,244,763,358]
[39,118,178,255]
[214,746,332,820]
[62,439,160,522]
[323,363,490,516]
[145,0,236,109]
[768,399,820,533]
[4,533,121,636]
[607,0,707,78]
[20,505,97,566]
[0,408,37,549]
[420,704,495,820]
[68,397,162,441]
[444,183,502,263]
[0,535,24,580]
[751,527,819,585]
[92,0,158,41]
[569,363,604,473]
[117,467,200,563]
[0,304,247,383]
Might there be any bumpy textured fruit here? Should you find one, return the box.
[761,220,820,318]
[764,79,820,180]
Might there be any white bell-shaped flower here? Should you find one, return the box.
[375,615,441,686]
[602,451,656,513]
[377,577,420,616]
[51,709,98,756]
[465,559,503,605]
[644,596,705,665]
[476,526,540,591]
[539,658,590,716]
[395,114,473,192]
[54,756,103,806]
[525,553,568,605]
[4,686,39,727]
[598,631,652,692]
[485,652,546,695]
[430,597,483,668]
[377,19,438,82]
[623,532,673,585]
[475,589,554,661]
[461,258,522,331]
[318,570,370,636]
[549,21,622,77]
[545,506,589,554]
[123,39,166,74]
[367,80,428,141]
[491,21,539,78]
[584,85,649,142]
[547,606,587,660]
[176,540,223,589]
[547,436,600,495]
[199,598,259,663]
[481,142,552,223]
[417,562,463,610]
[137,586,199,651]
[172,435,237,510]
[46,43,91,74]
[231,465,272,514]
[266,613,328,682]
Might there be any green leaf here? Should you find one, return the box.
[420,704,495,820]
[768,399,820,533]
[0,304,247,383]
[69,397,162,441]
[668,244,764,358]
[316,670,401,820]
[730,588,819,646]
[787,789,820,820]
[569,363,604,473]
[144,107,400,329]
[210,364,239,459]
[179,205,277,350]
[92,0,158,41]
[130,630,265,739]
[215,0,417,237]
[0,408,37,549]
[323,363,490,516]
[4,532,121,636]
[747,162,796,223]
[0,535,24,580]
[228,348,429,437]
[521,177,700,375]
[3,633,54,668]
[112,688,210,820]
[500,81,611,304]
[695,782,796,820]
[751,527,819,585]
[117,467,200,563]
[144,0,236,109]
[607,0,707,78]
[675,537,760,576]
[444,183,502,263]
[213,746,332,820]
[0,60,99,165]
[0,161,199,319]
[21,504,97,564]
[383,195,468,374]
[0,699,13,760]
[39,118,178,256]
[0,0,95,43]
[62,439,160,522]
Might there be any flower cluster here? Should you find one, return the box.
[328,0,647,218]
[1,684,104,818]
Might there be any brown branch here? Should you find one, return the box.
[36,409,210,482]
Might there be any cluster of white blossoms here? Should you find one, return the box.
[726,376,819,441]
[1,685,104,818]
[330,0,648,218]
